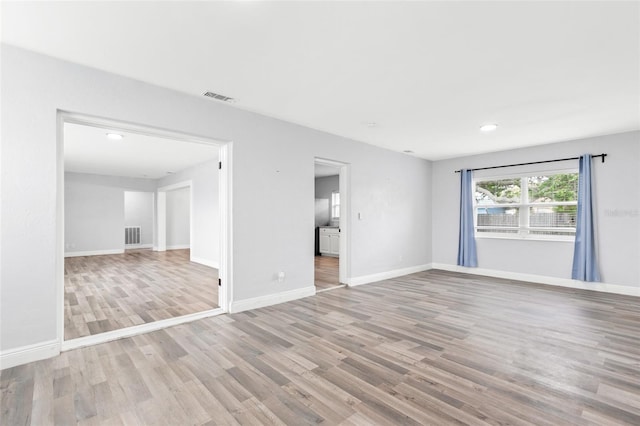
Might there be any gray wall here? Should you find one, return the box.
[65,177,124,253]
[124,191,154,246]
[158,159,219,265]
[314,175,339,226]
[1,46,432,352]
[432,131,640,287]
[65,173,156,254]
[166,187,191,248]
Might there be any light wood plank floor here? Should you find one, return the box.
[64,249,218,340]
[4,270,640,425]
[314,255,341,291]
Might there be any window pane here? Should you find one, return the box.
[529,205,576,233]
[476,207,520,231]
[475,178,521,206]
[528,174,578,203]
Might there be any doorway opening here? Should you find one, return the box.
[314,158,349,292]
[58,112,231,350]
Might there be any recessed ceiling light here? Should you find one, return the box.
[403,150,414,154]
[106,133,123,140]
[363,122,377,128]
[480,123,498,132]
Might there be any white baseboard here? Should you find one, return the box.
[229,286,316,313]
[430,263,640,297]
[64,249,124,258]
[190,256,219,269]
[166,245,190,250]
[347,264,433,287]
[62,308,225,352]
[0,339,60,370]
[125,244,153,249]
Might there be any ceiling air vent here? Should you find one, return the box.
[203,91,235,103]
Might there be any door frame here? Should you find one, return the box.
[56,111,233,351]
[314,157,350,284]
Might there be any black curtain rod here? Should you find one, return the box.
[454,153,607,173]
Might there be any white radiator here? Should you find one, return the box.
[125,226,141,245]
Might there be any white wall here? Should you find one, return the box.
[65,177,124,254]
[314,175,339,226]
[66,159,217,260]
[158,159,219,266]
[124,191,154,246]
[165,187,190,248]
[65,173,156,255]
[432,131,640,288]
[0,46,432,353]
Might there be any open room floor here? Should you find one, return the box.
[314,255,341,291]
[5,270,639,424]
[64,249,218,340]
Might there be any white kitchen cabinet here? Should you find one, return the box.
[319,227,340,256]
[319,233,331,253]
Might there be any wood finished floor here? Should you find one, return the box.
[64,249,218,340]
[314,255,340,291]
[4,269,640,425]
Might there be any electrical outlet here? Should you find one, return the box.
[277,271,285,283]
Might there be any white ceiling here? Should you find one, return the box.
[3,2,639,160]
[314,163,339,178]
[64,123,219,179]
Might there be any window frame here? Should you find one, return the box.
[473,168,578,242]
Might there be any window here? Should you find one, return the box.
[474,171,578,240]
[331,191,340,219]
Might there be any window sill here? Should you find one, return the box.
[476,234,575,243]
